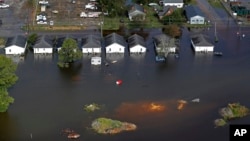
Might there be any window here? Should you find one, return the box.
[9,49,11,52]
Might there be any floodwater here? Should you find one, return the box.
[0,26,250,141]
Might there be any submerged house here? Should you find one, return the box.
[33,35,54,54]
[91,56,101,65]
[4,35,27,55]
[185,5,205,24]
[128,3,146,21]
[104,33,126,53]
[81,35,102,54]
[153,34,177,57]
[191,34,214,52]
[128,34,147,53]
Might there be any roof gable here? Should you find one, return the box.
[33,35,54,48]
[128,34,146,48]
[81,35,101,48]
[129,3,145,14]
[5,35,27,48]
[185,5,205,19]
[191,34,213,46]
[105,33,126,47]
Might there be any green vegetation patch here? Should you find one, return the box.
[91,117,123,133]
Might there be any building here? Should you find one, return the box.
[128,34,147,53]
[56,35,79,52]
[153,34,177,57]
[128,3,146,21]
[104,33,126,53]
[185,5,205,24]
[33,35,54,54]
[4,35,27,55]
[157,6,177,19]
[161,0,184,8]
[81,35,102,54]
[191,34,214,52]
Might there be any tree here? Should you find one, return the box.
[58,38,82,68]
[0,55,18,112]
[163,24,182,38]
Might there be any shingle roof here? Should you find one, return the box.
[158,6,177,16]
[191,34,213,46]
[153,34,176,47]
[163,0,183,3]
[5,35,27,48]
[185,5,205,19]
[81,35,101,48]
[128,34,146,48]
[129,3,144,14]
[33,35,54,48]
[104,33,126,47]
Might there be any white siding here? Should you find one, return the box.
[5,45,26,55]
[163,3,184,8]
[34,48,53,54]
[190,16,205,24]
[91,57,101,65]
[191,42,214,52]
[82,48,101,54]
[130,45,146,53]
[106,43,125,53]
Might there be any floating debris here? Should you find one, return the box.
[61,128,80,139]
[177,100,187,110]
[111,60,117,64]
[116,80,123,85]
[84,103,101,112]
[214,118,227,127]
[67,132,80,139]
[91,117,137,134]
[191,98,200,103]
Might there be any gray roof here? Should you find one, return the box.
[153,34,176,47]
[33,35,54,48]
[5,35,27,48]
[81,35,101,48]
[129,3,145,14]
[185,5,205,19]
[191,34,213,46]
[158,6,177,16]
[104,33,126,47]
[128,34,146,48]
[163,0,183,3]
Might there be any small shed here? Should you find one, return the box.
[4,35,27,55]
[128,34,146,53]
[128,3,146,21]
[191,34,214,52]
[185,5,205,24]
[104,33,126,54]
[91,56,101,65]
[33,35,54,54]
[81,35,102,54]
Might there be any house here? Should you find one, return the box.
[128,3,146,21]
[81,35,102,54]
[91,56,101,65]
[158,6,177,19]
[128,34,147,53]
[191,34,214,52]
[33,35,54,54]
[185,5,205,24]
[153,34,177,57]
[104,33,126,53]
[161,0,184,8]
[4,35,27,55]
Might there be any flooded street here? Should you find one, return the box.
[0,25,250,141]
